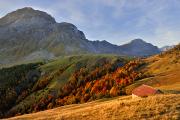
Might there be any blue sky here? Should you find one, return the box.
[0,0,180,47]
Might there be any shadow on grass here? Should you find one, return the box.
[162,90,180,94]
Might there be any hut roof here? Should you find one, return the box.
[132,84,160,97]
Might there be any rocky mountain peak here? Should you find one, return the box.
[0,7,56,27]
[130,39,146,45]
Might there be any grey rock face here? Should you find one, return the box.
[0,8,90,63]
[0,7,160,64]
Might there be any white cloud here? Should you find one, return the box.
[153,26,180,47]
[0,0,180,47]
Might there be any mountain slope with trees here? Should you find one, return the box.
[0,54,147,118]
[0,44,179,119]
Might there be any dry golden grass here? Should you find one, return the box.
[126,48,180,95]
[156,83,180,91]
[5,94,180,120]
[144,51,180,85]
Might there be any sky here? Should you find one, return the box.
[0,0,180,47]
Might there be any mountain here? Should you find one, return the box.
[0,7,160,64]
[119,39,160,56]
[160,45,175,51]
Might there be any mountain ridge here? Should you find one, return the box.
[0,7,160,65]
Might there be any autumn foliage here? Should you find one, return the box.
[1,57,146,118]
[35,60,144,112]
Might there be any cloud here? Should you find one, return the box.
[0,0,180,47]
[152,26,180,47]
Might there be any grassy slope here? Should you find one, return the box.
[7,94,180,120]
[125,45,180,94]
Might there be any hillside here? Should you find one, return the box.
[0,7,160,65]
[126,44,180,94]
[1,55,139,118]
[7,94,180,120]
[0,45,179,119]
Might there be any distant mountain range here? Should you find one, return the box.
[0,7,161,64]
[160,45,175,51]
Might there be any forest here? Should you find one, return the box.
[0,55,148,118]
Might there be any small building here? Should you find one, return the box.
[132,84,162,98]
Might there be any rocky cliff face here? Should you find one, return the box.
[0,7,91,63]
[0,7,160,64]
